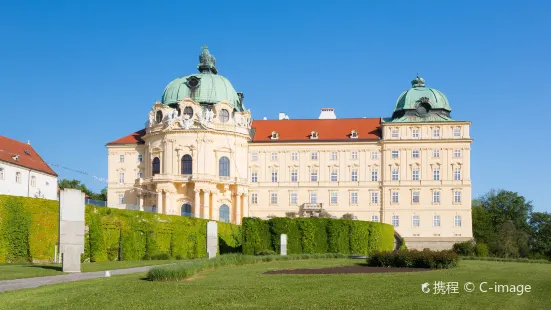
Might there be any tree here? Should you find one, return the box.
[57,179,106,201]
[285,212,297,218]
[529,212,551,258]
[341,213,355,220]
[473,189,534,257]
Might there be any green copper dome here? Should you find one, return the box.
[394,76,451,112]
[161,46,245,111]
[389,76,453,122]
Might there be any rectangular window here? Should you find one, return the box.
[251,193,258,204]
[433,191,441,203]
[118,194,124,204]
[412,215,420,227]
[433,127,440,137]
[352,151,359,160]
[119,155,125,163]
[350,192,358,204]
[31,176,36,187]
[433,215,441,227]
[371,152,378,160]
[412,169,420,181]
[137,172,143,179]
[0,168,4,180]
[433,167,440,181]
[291,170,298,182]
[454,215,462,227]
[391,191,399,203]
[15,172,21,183]
[251,171,258,183]
[454,149,461,158]
[270,192,278,205]
[371,192,379,204]
[412,191,420,203]
[251,152,259,161]
[330,169,338,182]
[310,170,318,182]
[391,150,399,159]
[290,192,297,205]
[311,152,318,160]
[119,173,124,184]
[372,215,379,222]
[137,154,143,162]
[271,170,278,182]
[330,191,338,204]
[371,168,378,181]
[392,167,399,181]
[351,169,358,182]
[392,215,399,227]
[291,152,298,161]
[454,127,461,137]
[433,150,440,158]
[391,128,399,138]
[454,191,462,203]
[331,152,338,160]
[412,128,419,138]
[271,152,278,161]
[412,150,419,158]
[454,168,461,181]
[310,192,318,204]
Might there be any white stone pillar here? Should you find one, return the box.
[59,189,85,272]
[138,195,143,211]
[156,191,162,213]
[202,190,210,219]
[194,189,201,218]
[235,193,242,225]
[164,192,170,215]
[212,191,219,221]
[243,191,249,218]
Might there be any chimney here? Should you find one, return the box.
[27,140,31,145]
[279,112,285,120]
[263,117,267,120]
[318,108,336,119]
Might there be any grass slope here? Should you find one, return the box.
[0,259,550,309]
[0,260,181,281]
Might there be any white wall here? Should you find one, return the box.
[0,162,58,200]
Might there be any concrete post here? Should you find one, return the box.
[206,221,218,259]
[280,234,287,256]
[59,189,85,273]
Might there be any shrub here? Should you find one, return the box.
[475,243,489,257]
[255,249,276,256]
[453,241,475,256]
[341,213,355,220]
[367,249,459,269]
[398,237,407,250]
[147,253,348,281]
[242,217,394,256]
[0,195,241,263]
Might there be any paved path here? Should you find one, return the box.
[0,266,157,293]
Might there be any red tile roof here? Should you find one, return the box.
[251,118,381,142]
[107,129,146,145]
[0,136,57,176]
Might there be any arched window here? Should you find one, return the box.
[184,107,194,118]
[219,204,230,223]
[155,111,163,123]
[219,109,229,123]
[219,156,230,177]
[181,155,192,175]
[181,203,192,217]
[152,157,160,175]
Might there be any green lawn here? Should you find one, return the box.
[0,260,181,281]
[1,259,550,309]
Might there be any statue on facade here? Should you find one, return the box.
[205,108,214,123]
[148,111,155,127]
[165,109,180,127]
[179,114,194,130]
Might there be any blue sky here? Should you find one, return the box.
[1,1,550,211]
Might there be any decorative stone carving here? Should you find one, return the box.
[148,111,155,127]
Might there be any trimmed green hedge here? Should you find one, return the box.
[0,195,241,263]
[242,217,394,255]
